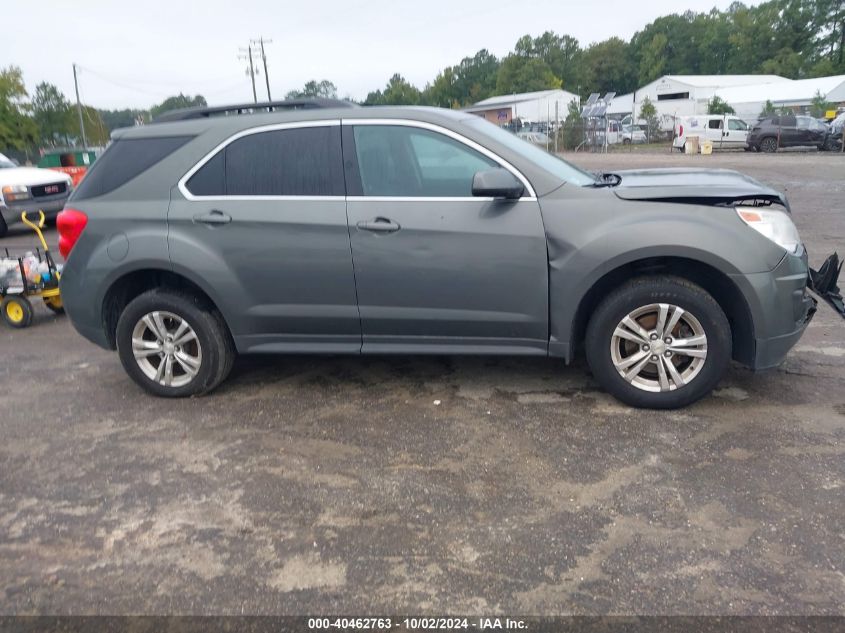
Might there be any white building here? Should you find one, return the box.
[608,74,789,123]
[464,89,579,125]
[713,75,845,120]
[608,74,845,126]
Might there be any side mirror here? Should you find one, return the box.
[472,168,524,200]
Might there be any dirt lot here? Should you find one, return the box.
[1,151,844,616]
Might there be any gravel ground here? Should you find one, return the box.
[0,151,843,616]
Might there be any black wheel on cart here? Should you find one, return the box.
[2,295,34,328]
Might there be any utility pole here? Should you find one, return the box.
[239,45,258,103]
[251,37,273,101]
[72,63,88,150]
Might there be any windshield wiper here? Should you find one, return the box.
[589,172,622,188]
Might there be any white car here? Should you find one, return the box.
[672,115,751,151]
[622,124,647,144]
[0,152,73,237]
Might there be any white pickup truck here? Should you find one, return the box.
[0,153,73,237]
[672,115,751,151]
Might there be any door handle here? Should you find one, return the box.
[193,210,232,225]
[356,217,400,233]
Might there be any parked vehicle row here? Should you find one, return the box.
[57,100,824,409]
[672,114,843,153]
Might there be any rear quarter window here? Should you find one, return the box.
[72,136,192,199]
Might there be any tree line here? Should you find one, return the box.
[1,0,842,157]
[363,0,843,106]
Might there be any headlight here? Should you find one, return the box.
[736,208,802,255]
[1,184,30,201]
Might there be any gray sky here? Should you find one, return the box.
[8,0,759,109]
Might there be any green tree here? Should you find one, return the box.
[365,74,421,105]
[31,82,72,147]
[638,97,659,142]
[637,33,668,86]
[810,89,835,117]
[150,94,207,119]
[285,80,338,100]
[98,108,148,132]
[0,66,37,154]
[759,99,778,118]
[495,56,560,94]
[560,97,583,150]
[581,38,636,95]
[68,105,109,146]
[707,95,735,114]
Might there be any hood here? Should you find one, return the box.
[611,168,789,211]
[0,166,72,188]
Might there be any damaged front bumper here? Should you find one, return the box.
[808,252,844,318]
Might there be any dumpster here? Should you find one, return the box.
[37,150,97,187]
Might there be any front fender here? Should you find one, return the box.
[539,193,785,359]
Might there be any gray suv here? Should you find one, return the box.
[58,100,818,408]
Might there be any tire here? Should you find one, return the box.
[115,289,235,397]
[623,138,631,145]
[2,295,34,328]
[759,137,778,153]
[585,276,731,409]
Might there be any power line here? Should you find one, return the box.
[75,65,249,101]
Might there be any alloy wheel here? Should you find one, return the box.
[761,137,778,152]
[610,303,708,393]
[131,311,203,388]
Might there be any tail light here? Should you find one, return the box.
[57,208,88,259]
[679,124,684,136]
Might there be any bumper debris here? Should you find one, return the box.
[809,252,845,318]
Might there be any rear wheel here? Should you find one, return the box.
[760,137,778,153]
[2,295,34,328]
[585,276,731,409]
[116,289,235,397]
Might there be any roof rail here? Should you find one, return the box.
[154,98,357,122]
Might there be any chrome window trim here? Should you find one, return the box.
[176,117,537,202]
[347,118,537,200]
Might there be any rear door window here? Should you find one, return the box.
[185,125,344,197]
[708,119,723,129]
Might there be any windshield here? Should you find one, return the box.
[464,116,596,187]
[0,153,15,168]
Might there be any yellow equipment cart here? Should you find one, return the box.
[0,211,63,328]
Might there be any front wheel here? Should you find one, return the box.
[759,137,778,153]
[585,277,731,409]
[116,289,235,397]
